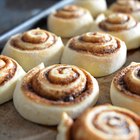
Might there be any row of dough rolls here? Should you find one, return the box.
[3,56,139,128]
[0,1,139,138]
[47,3,140,51]
[2,27,127,77]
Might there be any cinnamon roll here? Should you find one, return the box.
[109,0,140,21]
[48,5,93,38]
[57,105,140,140]
[61,32,127,77]
[110,62,140,115]
[0,55,25,104]
[13,64,99,125]
[91,13,140,50]
[74,0,107,17]
[2,28,64,71]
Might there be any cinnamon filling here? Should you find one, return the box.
[69,32,120,56]
[63,95,75,102]
[93,111,131,135]
[54,5,85,19]
[22,29,48,44]
[99,14,137,32]
[107,117,129,130]
[10,29,57,50]
[22,65,93,104]
[0,57,17,85]
[31,67,86,100]
[46,68,79,85]
[115,0,140,13]
[27,76,87,102]
[114,64,140,97]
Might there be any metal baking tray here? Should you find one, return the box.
[0,0,74,51]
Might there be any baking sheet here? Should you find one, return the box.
[0,0,140,139]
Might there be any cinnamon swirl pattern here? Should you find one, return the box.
[48,5,93,38]
[2,28,64,71]
[74,0,107,17]
[91,13,140,50]
[61,32,127,77]
[109,0,140,21]
[0,55,25,104]
[57,105,140,140]
[110,62,140,115]
[13,64,99,125]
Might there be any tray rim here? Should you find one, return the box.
[0,0,74,43]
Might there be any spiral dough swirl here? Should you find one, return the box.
[111,0,140,13]
[0,55,17,85]
[114,63,140,96]
[11,28,57,50]
[22,64,94,103]
[99,13,137,32]
[54,5,85,19]
[69,32,120,56]
[71,105,140,140]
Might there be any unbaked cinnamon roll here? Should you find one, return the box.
[2,28,64,71]
[61,32,127,77]
[0,55,25,104]
[48,5,93,38]
[74,0,107,17]
[110,62,140,115]
[91,13,140,50]
[109,0,140,21]
[57,105,140,140]
[13,63,99,125]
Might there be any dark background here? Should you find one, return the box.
[0,0,59,35]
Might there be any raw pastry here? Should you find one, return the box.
[0,55,25,104]
[109,0,140,21]
[91,13,140,50]
[61,32,127,77]
[48,5,93,38]
[13,64,99,125]
[110,62,140,115]
[57,105,140,140]
[2,28,64,71]
[74,0,107,17]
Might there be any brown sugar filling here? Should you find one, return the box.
[113,64,140,98]
[10,29,57,50]
[69,32,120,56]
[99,14,137,32]
[21,65,94,105]
[0,56,17,86]
[54,5,85,19]
[93,111,131,135]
